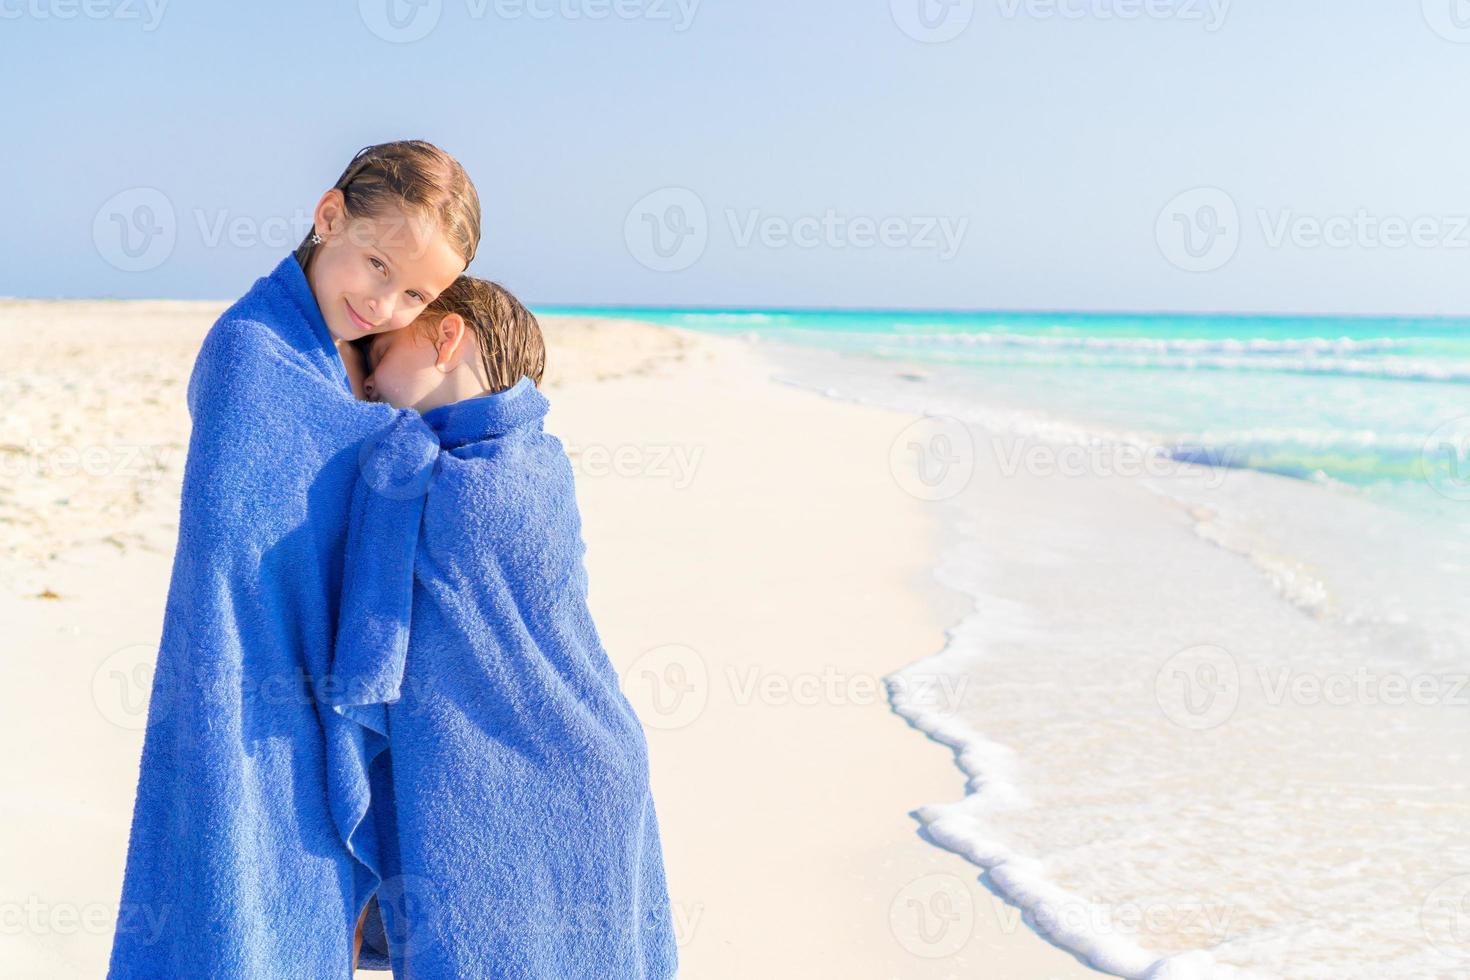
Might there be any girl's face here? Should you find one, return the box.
[305,190,465,344]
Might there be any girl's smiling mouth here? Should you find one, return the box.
[344,299,378,333]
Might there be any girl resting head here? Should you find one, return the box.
[296,140,481,346]
[360,276,546,413]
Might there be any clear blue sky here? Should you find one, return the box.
[5,0,1470,314]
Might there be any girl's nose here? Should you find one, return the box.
[368,292,396,322]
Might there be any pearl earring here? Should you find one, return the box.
[309,232,323,245]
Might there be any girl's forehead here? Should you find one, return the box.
[350,203,452,252]
[349,207,437,256]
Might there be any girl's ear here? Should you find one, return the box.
[313,189,348,240]
[433,313,469,373]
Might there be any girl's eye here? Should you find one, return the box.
[408,291,425,303]
[369,257,386,272]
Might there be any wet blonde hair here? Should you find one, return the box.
[295,140,481,270]
[420,276,546,394]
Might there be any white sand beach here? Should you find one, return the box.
[0,301,1099,978]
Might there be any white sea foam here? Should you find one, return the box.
[889,549,1272,979]
[886,331,1411,356]
[1177,504,1336,620]
[868,344,1470,384]
[766,341,1470,979]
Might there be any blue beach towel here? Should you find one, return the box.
[106,254,402,977]
[324,377,680,978]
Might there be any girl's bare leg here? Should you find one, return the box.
[352,904,368,972]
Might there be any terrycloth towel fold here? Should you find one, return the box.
[106,253,401,977]
[323,377,680,978]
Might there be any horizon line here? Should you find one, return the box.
[3,295,1470,322]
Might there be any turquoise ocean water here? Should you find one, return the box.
[547,307,1470,527]
[548,306,1470,977]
